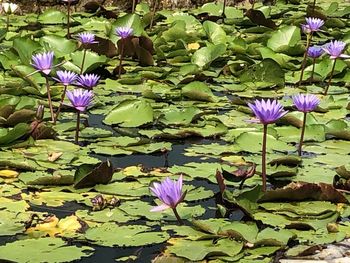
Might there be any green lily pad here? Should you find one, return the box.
[104,99,154,127]
[191,44,226,69]
[85,223,169,247]
[167,238,243,261]
[0,237,93,262]
[182,81,216,102]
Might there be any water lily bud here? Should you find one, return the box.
[108,196,120,207]
[36,105,45,121]
[327,223,339,233]
[232,162,256,179]
[91,194,106,211]
[2,3,18,14]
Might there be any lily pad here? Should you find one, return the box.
[0,237,93,262]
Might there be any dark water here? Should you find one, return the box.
[86,113,224,262]
[0,114,239,262]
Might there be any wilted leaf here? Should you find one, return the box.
[74,160,113,189]
[259,182,347,203]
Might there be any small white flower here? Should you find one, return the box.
[2,3,18,14]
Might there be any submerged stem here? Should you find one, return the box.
[324,58,337,95]
[54,85,68,124]
[75,110,80,145]
[67,1,71,39]
[80,49,87,74]
[298,33,312,86]
[118,39,125,78]
[298,112,307,156]
[45,76,55,122]
[261,124,268,192]
[172,207,184,226]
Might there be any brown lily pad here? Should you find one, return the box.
[89,37,118,58]
[259,182,348,203]
[245,9,277,29]
[74,160,113,189]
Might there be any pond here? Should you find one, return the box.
[0,0,350,262]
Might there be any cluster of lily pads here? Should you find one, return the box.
[0,0,350,262]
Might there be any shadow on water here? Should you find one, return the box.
[91,141,219,169]
[76,244,166,263]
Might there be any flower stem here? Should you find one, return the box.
[45,76,55,122]
[310,57,316,83]
[67,1,71,39]
[54,85,68,125]
[312,0,316,11]
[75,110,80,145]
[324,59,337,96]
[222,0,227,18]
[172,207,184,226]
[6,15,9,31]
[298,112,307,156]
[149,0,158,29]
[298,33,312,86]
[80,49,87,74]
[118,39,125,78]
[132,0,136,13]
[261,124,268,192]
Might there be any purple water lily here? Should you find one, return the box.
[293,94,320,156]
[150,175,186,225]
[53,70,78,124]
[115,27,133,78]
[77,32,98,45]
[66,88,93,112]
[31,51,56,121]
[299,18,324,85]
[293,94,320,113]
[76,73,100,89]
[115,27,133,39]
[307,46,324,81]
[248,99,288,192]
[323,40,349,95]
[76,33,98,73]
[54,70,77,86]
[302,17,324,34]
[323,40,349,60]
[307,46,324,58]
[248,99,288,125]
[66,88,94,144]
[31,51,54,75]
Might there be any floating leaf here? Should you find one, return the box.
[0,238,93,263]
[182,81,216,102]
[74,160,113,189]
[85,223,169,247]
[167,238,243,261]
[104,99,154,127]
[0,169,19,178]
[191,44,226,69]
[259,182,347,203]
